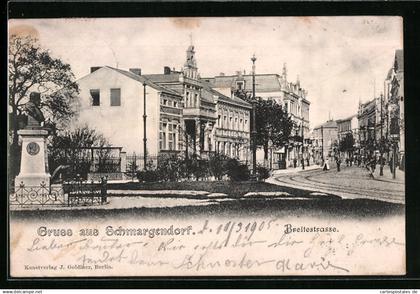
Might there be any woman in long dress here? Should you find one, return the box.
[323,158,330,171]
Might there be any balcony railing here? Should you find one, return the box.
[215,128,250,139]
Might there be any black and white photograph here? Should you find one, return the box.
[7,16,405,277]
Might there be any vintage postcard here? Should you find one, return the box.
[8,16,405,277]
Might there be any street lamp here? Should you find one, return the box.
[143,82,148,170]
[251,54,257,177]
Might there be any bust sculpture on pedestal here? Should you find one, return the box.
[25,92,45,128]
[15,92,51,188]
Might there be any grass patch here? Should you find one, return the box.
[108,180,313,198]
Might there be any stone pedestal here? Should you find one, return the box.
[15,128,51,188]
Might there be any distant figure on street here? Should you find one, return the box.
[301,158,305,170]
[336,156,341,172]
[367,156,376,179]
[323,158,330,171]
[306,157,310,167]
[293,158,297,168]
[345,158,349,167]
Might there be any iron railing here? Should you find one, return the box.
[65,178,108,207]
[10,182,67,207]
[10,178,108,208]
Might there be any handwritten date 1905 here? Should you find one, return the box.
[197,218,280,240]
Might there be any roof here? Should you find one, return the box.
[205,74,283,93]
[394,49,403,73]
[336,114,357,123]
[145,72,251,109]
[106,67,181,96]
[142,73,181,84]
[361,98,376,109]
[200,81,251,109]
[314,120,337,130]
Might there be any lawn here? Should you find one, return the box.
[108,180,314,198]
[10,180,405,220]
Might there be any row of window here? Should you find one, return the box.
[217,108,249,132]
[218,115,248,132]
[159,121,179,151]
[161,97,179,108]
[90,89,121,106]
[216,141,248,160]
[185,91,199,108]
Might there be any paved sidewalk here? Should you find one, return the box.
[268,165,405,204]
[271,164,321,176]
[371,164,405,184]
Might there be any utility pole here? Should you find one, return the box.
[380,93,384,176]
[392,141,396,179]
[301,122,305,170]
[321,125,324,163]
[251,54,257,178]
[143,82,148,170]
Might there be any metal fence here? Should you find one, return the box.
[10,182,67,207]
[10,178,108,208]
[65,178,107,207]
[125,153,159,171]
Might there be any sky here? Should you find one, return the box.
[9,17,403,127]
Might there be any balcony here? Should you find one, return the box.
[215,128,249,139]
[183,107,217,120]
[160,105,182,116]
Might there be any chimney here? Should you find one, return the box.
[219,72,225,76]
[129,68,142,75]
[90,66,101,73]
[164,66,171,75]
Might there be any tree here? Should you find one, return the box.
[338,133,355,156]
[8,35,79,178]
[48,126,111,181]
[234,90,294,163]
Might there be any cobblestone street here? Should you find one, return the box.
[268,165,405,204]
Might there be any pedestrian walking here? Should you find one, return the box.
[367,156,376,179]
[306,157,310,167]
[293,158,297,168]
[336,156,341,172]
[301,158,305,170]
[323,158,330,171]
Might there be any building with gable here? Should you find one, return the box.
[384,49,404,169]
[203,63,310,169]
[73,65,183,171]
[336,114,359,156]
[144,45,252,161]
[312,120,338,163]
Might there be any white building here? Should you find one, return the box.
[73,66,183,162]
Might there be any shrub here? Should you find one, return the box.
[136,169,160,182]
[209,153,228,180]
[226,158,250,181]
[126,157,139,180]
[157,154,183,181]
[192,159,210,181]
[257,165,270,181]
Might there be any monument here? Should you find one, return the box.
[14,92,51,188]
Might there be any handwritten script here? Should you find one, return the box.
[11,218,405,276]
